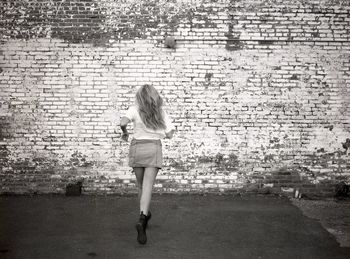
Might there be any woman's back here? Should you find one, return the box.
[124,105,174,140]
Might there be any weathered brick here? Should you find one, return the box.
[0,0,349,196]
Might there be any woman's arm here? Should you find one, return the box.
[163,110,175,139]
[120,117,130,141]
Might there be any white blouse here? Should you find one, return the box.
[123,106,175,140]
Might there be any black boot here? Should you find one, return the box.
[145,211,152,229]
[136,212,147,244]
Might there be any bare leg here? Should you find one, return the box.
[133,167,144,202]
[140,167,159,215]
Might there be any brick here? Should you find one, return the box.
[0,0,349,196]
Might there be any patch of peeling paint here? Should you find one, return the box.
[0,0,223,45]
[307,127,349,154]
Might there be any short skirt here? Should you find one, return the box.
[128,139,163,169]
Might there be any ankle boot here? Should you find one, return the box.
[136,212,147,244]
[145,211,152,229]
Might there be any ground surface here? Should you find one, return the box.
[0,194,349,259]
[292,198,350,247]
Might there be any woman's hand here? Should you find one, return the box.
[121,132,129,142]
[120,121,129,142]
[165,129,175,139]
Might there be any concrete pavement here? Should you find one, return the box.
[0,194,349,259]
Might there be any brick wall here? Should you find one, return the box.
[0,0,349,197]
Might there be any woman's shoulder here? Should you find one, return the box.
[124,105,139,120]
[127,105,138,113]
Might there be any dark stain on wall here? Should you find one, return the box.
[166,152,239,173]
[225,0,350,51]
[99,0,219,42]
[304,150,349,172]
[0,116,12,142]
[263,166,336,198]
[69,151,93,167]
[0,0,220,45]
[342,138,350,151]
[205,73,213,81]
[2,0,348,47]
[0,145,9,173]
[0,0,113,43]
[197,153,239,171]
[0,152,99,194]
[258,40,274,45]
[166,158,188,170]
[225,23,243,51]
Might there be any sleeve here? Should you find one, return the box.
[124,106,136,121]
[164,111,175,133]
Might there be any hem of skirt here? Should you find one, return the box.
[129,163,162,169]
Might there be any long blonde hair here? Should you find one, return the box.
[136,84,166,130]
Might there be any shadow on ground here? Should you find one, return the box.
[0,194,349,259]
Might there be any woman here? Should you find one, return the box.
[120,84,175,245]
